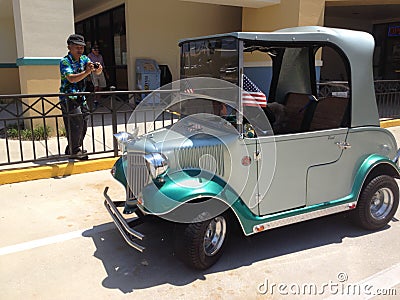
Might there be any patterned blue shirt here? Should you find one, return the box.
[59,53,91,101]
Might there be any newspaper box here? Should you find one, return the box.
[136,59,161,103]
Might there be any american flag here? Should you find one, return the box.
[242,74,267,107]
[182,79,194,94]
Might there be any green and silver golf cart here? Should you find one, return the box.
[104,26,400,270]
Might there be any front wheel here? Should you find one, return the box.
[175,212,228,270]
[353,175,399,230]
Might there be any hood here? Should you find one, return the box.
[126,114,239,176]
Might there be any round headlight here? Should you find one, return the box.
[144,153,169,179]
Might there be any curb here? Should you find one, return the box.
[0,157,118,185]
[380,119,400,128]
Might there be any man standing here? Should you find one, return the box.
[88,46,108,97]
[59,34,103,159]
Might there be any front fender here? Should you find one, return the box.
[141,169,241,214]
[140,169,262,233]
[111,156,127,187]
[110,159,260,232]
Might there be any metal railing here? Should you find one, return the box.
[0,90,176,166]
[374,80,400,118]
[318,80,400,119]
[1,80,400,167]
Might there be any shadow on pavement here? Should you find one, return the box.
[82,212,388,294]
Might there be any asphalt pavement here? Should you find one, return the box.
[1,125,400,299]
[0,170,399,299]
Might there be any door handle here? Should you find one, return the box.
[335,141,351,150]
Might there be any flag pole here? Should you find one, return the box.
[238,40,244,135]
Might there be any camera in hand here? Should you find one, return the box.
[93,62,100,69]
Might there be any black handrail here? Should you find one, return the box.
[0,90,166,166]
[1,81,400,167]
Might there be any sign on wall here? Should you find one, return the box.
[388,25,400,37]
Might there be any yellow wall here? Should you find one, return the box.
[243,0,300,31]
[243,0,324,32]
[18,66,59,94]
[18,65,61,129]
[126,0,242,89]
[298,0,325,26]
[242,0,324,64]
[0,69,20,94]
[0,2,17,63]
[0,1,19,94]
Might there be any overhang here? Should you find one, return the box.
[180,0,280,8]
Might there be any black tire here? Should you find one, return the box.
[353,175,399,230]
[175,212,228,270]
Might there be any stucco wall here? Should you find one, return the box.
[243,0,301,31]
[0,1,17,63]
[0,68,20,94]
[126,0,242,89]
[13,0,74,58]
[18,65,60,128]
[243,0,324,32]
[0,0,20,94]
[242,0,324,64]
[18,66,59,94]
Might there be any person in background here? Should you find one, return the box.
[88,45,108,107]
[59,34,103,159]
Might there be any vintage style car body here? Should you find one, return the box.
[104,26,400,269]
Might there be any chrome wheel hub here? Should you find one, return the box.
[203,216,226,256]
[370,187,394,220]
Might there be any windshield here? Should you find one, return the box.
[180,37,239,85]
[127,77,273,138]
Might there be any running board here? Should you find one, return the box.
[103,187,145,252]
[253,201,357,233]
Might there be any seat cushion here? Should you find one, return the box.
[283,93,317,133]
[309,97,349,131]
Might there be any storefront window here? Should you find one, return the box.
[75,5,127,89]
[180,37,239,84]
[373,22,400,80]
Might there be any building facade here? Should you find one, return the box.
[1,0,400,95]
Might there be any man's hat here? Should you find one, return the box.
[67,34,86,46]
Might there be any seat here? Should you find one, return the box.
[309,97,349,131]
[283,92,317,133]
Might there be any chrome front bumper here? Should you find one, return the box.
[103,187,145,252]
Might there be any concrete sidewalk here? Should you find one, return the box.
[1,119,400,185]
[0,122,122,184]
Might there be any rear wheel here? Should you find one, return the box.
[175,212,228,270]
[353,175,399,230]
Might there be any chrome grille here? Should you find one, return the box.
[126,153,149,199]
[175,144,225,176]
